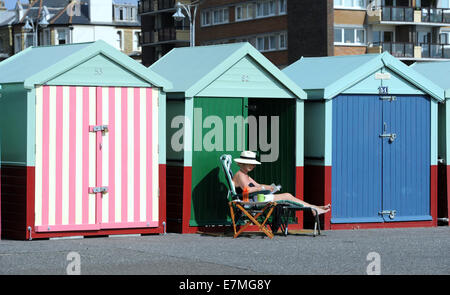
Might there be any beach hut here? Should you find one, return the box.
[150,43,307,233]
[0,40,171,240]
[411,61,450,225]
[283,52,444,230]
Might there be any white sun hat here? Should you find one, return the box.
[234,151,261,165]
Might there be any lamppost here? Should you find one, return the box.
[23,13,49,47]
[172,1,200,47]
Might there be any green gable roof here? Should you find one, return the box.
[149,42,306,99]
[283,52,444,102]
[0,40,171,90]
[411,61,450,99]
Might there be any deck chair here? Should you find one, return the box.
[220,154,321,238]
[220,154,276,238]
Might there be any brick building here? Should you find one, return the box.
[139,0,450,67]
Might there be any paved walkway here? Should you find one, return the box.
[0,227,449,275]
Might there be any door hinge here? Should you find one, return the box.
[379,96,396,102]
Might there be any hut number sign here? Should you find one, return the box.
[379,86,389,95]
[241,75,249,82]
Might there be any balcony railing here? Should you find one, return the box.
[375,42,414,58]
[421,43,450,58]
[421,7,450,23]
[138,0,176,14]
[381,6,414,22]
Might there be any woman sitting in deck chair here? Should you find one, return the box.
[233,151,331,216]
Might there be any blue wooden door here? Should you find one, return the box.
[332,94,431,224]
[332,95,384,223]
[381,95,431,222]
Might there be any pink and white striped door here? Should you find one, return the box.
[34,85,159,233]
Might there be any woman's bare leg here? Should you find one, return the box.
[273,193,330,215]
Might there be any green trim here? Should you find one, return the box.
[296,99,304,167]
[184,97,194,167]
[431,100,438,166]
[324,100,333,166]
[22,40,172,90]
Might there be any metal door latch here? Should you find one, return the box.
[379,133,397,143]
[379,210,397,219]
[89,125,109,133]
[89,187,108,194]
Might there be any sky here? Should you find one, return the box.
[4,0,139,10]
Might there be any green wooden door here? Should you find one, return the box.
[191,97,247,226]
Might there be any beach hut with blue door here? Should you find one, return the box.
[0,40,171,240]
[150,43,307,234]
[411,61,450,225]
[283,52,444,230]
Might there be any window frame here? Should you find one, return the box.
[334,0,366,10]
[334,27,367,45]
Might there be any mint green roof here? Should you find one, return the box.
[149,42,306,99]
[283,52,444,102]
[411,61,450,99]
[0,40,171,90]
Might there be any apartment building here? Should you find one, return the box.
[139,0,326,67]
[336,0,450,63]
[138,0,191,67]
[139,0,450,67]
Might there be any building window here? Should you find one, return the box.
[114,5,137,21]
[116,31,123,50]
[256,0,276,18]
[24,33,34,48]
[255,32,287,52]
[334,0,366,9]
[236,3,254,21]
[372,30,393,44]
[44,29,51,45]
[133,31,141,51]
[201,7,229,26]
[212,7,229,25]
[201,10,211,26]
[279,32,287,49]
[56,29,69,45]
[334,27,366,45]
[279,0,287,15]
[14,34,21,53]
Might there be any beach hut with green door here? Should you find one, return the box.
[150,43,307,233]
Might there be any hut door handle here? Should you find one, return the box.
[380,122,396,143]
[379,133,397,143]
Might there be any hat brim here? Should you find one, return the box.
[234,158,261,165]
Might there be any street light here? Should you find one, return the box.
[23,11,49,47]
[172,1,200,47]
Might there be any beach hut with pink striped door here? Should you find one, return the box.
[0,40,171,240]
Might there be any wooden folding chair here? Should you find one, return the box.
[220,154,321,238]
[220,154,275,238]
[228,200,277,239]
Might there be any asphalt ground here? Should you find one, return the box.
[0,227,449,275]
